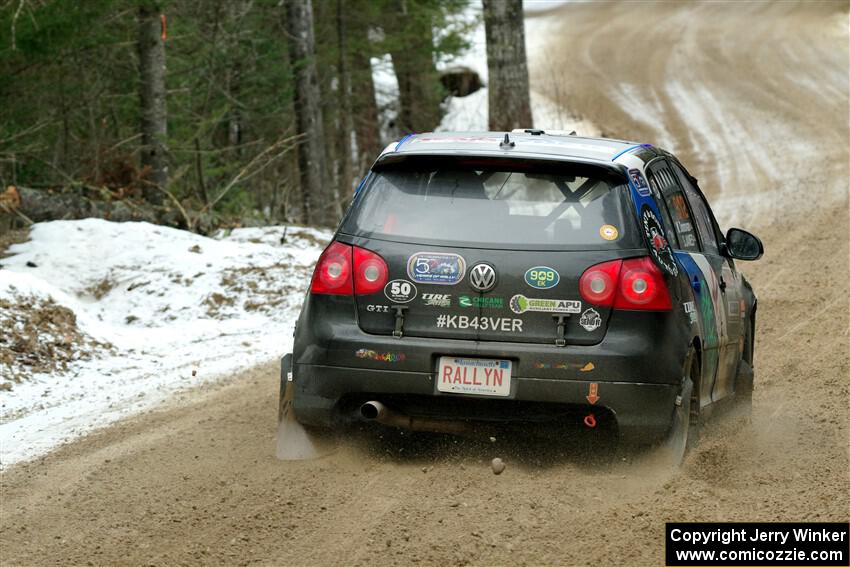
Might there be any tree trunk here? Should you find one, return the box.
[137,3,168,204]
[335,0,355,200]
[349,19,381,177]
[227,0,244,158]
[482,0,532,132]
[388,1,443,133]
[286,0,332,226]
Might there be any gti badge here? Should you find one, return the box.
[468,263,497,293]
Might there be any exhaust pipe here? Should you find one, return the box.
[361,401,471,435]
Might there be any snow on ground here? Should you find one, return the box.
[0,220,329,466]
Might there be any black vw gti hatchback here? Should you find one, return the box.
[281,131,763,461]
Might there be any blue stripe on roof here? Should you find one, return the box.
[353,172,371,196]
[395,133,416,151]
[611,143,652,162]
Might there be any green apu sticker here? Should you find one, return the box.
[524,266,559,289]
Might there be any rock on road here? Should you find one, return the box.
[2,2,848,565]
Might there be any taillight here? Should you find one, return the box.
[579,259,622,306]
[579,256,671,311]
[614,256,672,310]
[310,242,353,295]
[353,246,389,294]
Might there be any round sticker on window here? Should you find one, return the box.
[599,224,619,241]
[640,205,678,277]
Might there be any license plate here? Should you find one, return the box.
[437,356,512,397]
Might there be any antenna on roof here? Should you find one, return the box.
[500,133,515,149]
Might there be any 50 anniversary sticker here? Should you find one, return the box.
[384,279,417,303]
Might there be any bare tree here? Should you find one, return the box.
[286,0,332,226]
[482,0,532,131]
[349,10,381,177]
[335,0,354,199]
[388,1,443,133]
[138,2,168,203]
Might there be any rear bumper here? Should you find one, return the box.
[291,361,680,444]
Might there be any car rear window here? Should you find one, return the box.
[342,156,640,250]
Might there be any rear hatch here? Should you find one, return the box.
[340,155,643,345]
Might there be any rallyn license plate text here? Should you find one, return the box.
[436,314,523,332]
[438,357,512,397]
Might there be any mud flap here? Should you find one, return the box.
[275,354,334,460]
[661,377,693,467]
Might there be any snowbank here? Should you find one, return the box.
[0,220,329,466]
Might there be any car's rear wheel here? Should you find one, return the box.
[661,351,701,466]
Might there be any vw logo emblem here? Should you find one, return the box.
[468,263,497,292]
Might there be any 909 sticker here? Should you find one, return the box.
[524,266,559,289]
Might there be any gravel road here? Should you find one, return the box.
[2,2,848,565]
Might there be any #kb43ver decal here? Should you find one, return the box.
[436,314,522,332]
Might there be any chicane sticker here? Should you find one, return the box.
[629,169,651,197]
[579,308,602,331]
[384,279,417,303]
[524,266,559,289]
[435,314,522,332]
[407,252,466,285]
[459,295,504,309]
[599,224,619,241]
[640,204,679,276]
[421,293,451,307]
[356,349,405,362]
[510,294,581,315]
